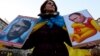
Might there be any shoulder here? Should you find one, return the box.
[55,15,63,18]
[55,15,64,22]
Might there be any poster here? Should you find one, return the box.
[63,9,100,46]
[0,15,38,48]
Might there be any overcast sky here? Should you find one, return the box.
[0,0,100,23]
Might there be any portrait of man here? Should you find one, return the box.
[0,15,32,44]
[7,20,31,43]
[63,10,100,46]
[0,15,38,48]
[0,18,31,44]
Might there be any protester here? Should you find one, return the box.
[0,0,99,56]
[22,0,100,56]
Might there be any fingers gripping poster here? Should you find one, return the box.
[63,9,100,46]
[0,15,38,48]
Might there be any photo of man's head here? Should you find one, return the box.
[0,15,38,48]
[7,20,31,41]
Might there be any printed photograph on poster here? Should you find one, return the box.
[0,15,38,48]
[63,9,100,46]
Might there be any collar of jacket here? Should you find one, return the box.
[38,12,59,18]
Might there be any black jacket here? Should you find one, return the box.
[22,13,71,56]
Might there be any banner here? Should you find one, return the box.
[0,15,38,48]
[63,9,100,46]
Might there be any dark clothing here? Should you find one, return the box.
[22,14,72,56]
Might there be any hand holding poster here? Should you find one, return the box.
[63,9,100,47]
[0,15,38,48]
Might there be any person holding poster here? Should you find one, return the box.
[22,0,100,56]
[22,0,71,56]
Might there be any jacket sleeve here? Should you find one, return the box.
[22,21,47,49]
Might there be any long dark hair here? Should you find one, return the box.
[40,0,57,14]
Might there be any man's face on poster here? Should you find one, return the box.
[7,20,31,39]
